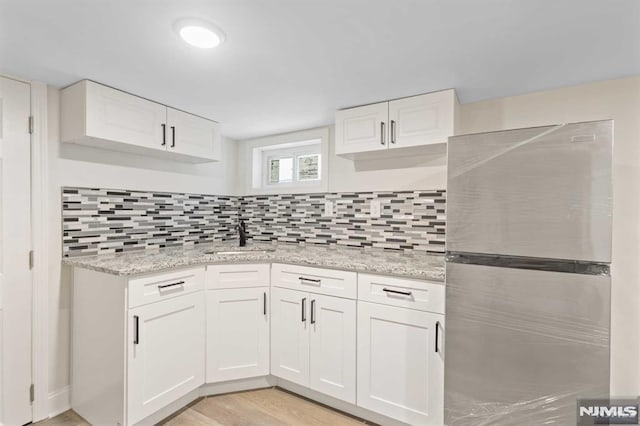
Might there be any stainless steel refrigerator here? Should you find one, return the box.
[444,120,613,425]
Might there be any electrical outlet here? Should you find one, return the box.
[324,201,334,217]
[370,199,381,218]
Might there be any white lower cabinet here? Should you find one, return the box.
[128,292,205,425]
[206,287,270,382]
[357,301,444,425]
[271,287,357,404]
[309,294,356,403]
[72,267,207,426]
[270,287,310,386]
[73,264,443,426]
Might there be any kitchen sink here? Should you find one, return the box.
[204,248,276,255]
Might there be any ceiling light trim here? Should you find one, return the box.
[173,17,226,49]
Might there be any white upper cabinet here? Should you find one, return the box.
[61,80,221,163]
[389,91,456,148]
[166,107,221,161]
[335,102,389,155]
[335,89,458,157]
[72,80,167,151]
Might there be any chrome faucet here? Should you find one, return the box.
[237,220,247,247]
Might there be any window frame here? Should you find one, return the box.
[243,127,330,195]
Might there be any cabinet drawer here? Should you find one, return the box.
[271,263,357,299]
[358,274,444,314]
[206,264,270,289]
[128,267,205,308]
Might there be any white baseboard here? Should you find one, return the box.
[136,376,277,425]
[135,389,201,426]
[50,377,396,426]
[200,376,276,397]
[48,385,71,418]
[275,378,406,426]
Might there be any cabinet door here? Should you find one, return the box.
[127,292,205,425]
[309,295,356,404]
[357,301,444,425]
[335,102,389,155]
[270,287,310,386]
[84,80,167,151]
[166,108,220,161]
[388,90,455,148]
[206,288,269,382]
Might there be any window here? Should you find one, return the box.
[297,154,321,181]
[265,146,321,186]
[268,157,293,184]
[246,127,329,194]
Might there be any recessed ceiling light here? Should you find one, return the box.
[174,18,225,49]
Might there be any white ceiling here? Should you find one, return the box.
[1,0,639,140]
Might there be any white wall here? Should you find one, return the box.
[46,87,237,402]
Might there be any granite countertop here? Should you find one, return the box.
[63,242,445,282]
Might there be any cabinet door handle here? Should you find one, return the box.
[435,320,441,353]
[161,123,167,146]
[299,277,321,284]
[382,287,412,297]
[171,126,176,148]
[301,297,307,322]
[263,292,267,316]
[390,120,396,144]
[380,122,386,145]
[133,315,140,345]
[158,280,185,289]
[310,299,316,324]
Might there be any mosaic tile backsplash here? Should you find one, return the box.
[240,191,446,252]
[62,187,446,257]
[62,188,237,257]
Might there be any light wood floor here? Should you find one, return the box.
[36,388,374,426]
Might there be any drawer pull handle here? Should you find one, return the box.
[435,320,441,353]
[382,287,412,297]
[158,280,185,289]
[301,297,307,322]
[299,277,321,284]
[310,299,316,324]
[133,315,140,345]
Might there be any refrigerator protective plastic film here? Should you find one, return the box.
[446,121,613,263]
[444,120,613,425]
[444,262,610,426]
